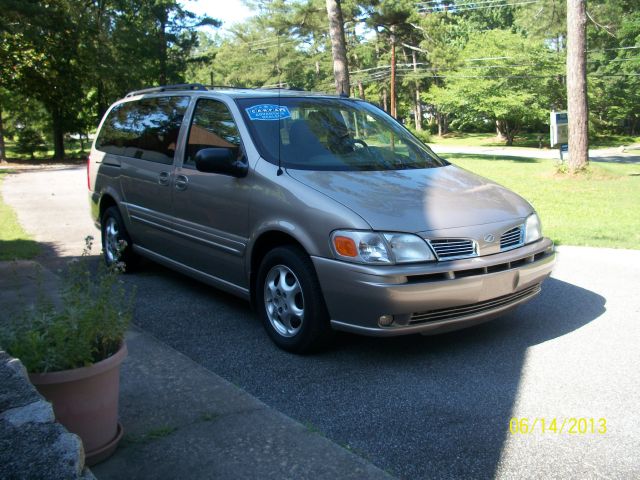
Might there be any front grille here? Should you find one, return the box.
[500,226,524,250]
[409,284,541,325]
[429,238,476,260]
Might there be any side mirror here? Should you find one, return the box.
[194,147,248,178]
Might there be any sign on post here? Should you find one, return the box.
[550,111,568,160]
[550,111,568,147]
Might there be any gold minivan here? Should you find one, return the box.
[89,84,555,352]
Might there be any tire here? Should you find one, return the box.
[101,206,138,271]
[256,246,334,353]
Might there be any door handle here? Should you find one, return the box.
[175,174,189,191]
[158,171,170,186]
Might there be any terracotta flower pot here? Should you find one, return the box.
[29,342,127,466]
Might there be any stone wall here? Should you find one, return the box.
[0,350,94,479]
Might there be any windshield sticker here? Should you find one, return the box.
[245,104,291,121]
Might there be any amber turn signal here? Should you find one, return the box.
[334,236,358,257]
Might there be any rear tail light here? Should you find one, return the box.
[87,156,91,190]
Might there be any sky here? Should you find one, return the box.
[180,0,373,39]
[180,0,254,34]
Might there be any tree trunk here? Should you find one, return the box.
[496,120,517,146]
[358,80,365,100]
[52,111,65,161]
[412,50,422,131]
[97,81,108,120]
[389,25,397,118]
[495,120,507,141]
[566,0,589,172]
[95,1,108,120]
[326,0,350,96]
[159,10,168,85]
[0,106,6,163]
[437,112,448,136]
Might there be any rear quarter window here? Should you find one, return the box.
[96,96,190,164]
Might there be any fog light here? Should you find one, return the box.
[378,315,394,327]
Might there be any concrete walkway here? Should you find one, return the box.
[95,325,392,479]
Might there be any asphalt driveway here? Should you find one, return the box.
[3,167,639,479]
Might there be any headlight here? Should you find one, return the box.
[525,213,542,243]
[331,230,436,264]
[383,233,435,263]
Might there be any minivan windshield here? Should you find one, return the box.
[236,97,447,171]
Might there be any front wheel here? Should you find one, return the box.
[256,246,333,353]
[101,206,138,271]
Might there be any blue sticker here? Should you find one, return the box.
[245,104,291,121]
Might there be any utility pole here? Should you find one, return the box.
[566,0,589,172]
[326,0,350,96]
[412,49,422,130]
[0,107,5,163]
[390,25,397,118]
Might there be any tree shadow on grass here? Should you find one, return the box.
[442,152,543,163]
[591,155,640,165]
[0,241,65,327]
[0,239,43,261]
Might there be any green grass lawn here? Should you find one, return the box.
[429,132,640,150]
[446,155,640,249]
[0,173,40,260]
[3,139,89,162]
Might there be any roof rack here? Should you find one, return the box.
[204,85,251,90]
[125,83,207,98]
[205,84,306,92]
[124,83,310,98]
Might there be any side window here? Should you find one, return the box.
[184,99,242,167]
[96,96,190,164]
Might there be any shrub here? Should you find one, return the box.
[0,237,135,373]
[406,127,431,145]
[15,128,46,160]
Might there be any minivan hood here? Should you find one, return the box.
[287,165,532,232]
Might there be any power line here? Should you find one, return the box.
[415,0,455,6]
[452,46,639,58]
[466,56,513,61]
[588,45,640,52]
[242,37,303,48]
[350,55,638,77]
[237,37,638,57]
[359,70,640,83]
[418,0,540,14]
[417,0,508,8]
[418,0,506,12]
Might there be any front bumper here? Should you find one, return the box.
[312,237,555,336]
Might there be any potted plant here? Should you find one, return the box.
[0,236,134,465]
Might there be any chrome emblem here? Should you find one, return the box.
[484,233,496,243]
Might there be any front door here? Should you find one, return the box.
[170,98,250,289]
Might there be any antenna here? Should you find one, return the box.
[277,34,283,176]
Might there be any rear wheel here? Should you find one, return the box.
[101,206,138,271]
[257,246,333,353]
